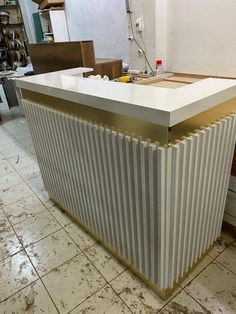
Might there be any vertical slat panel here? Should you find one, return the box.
[201,124,219,253]
[157,146,166,289]
[186,133,200,269]
[169,144,180,286]
[211,118,230,240]
[182,136,195,274]
[217,115,236,232]
[176,141,187,281]
[22,100,236,292]
[165,146,171,286]
[204,120,223,249]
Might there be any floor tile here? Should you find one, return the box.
[20,137,33,147]
[0,136,15,145]
[0,141,21,154]
[180,255,213,288]
[0,171,23,191]
[8,154,37,171]
[36,189,55,208]
[71,284,131,313]
[25,144,36,155]
[18,163,41,181]
[0,153,5,164]
[1,145,28,159]
[0,160,14,177]
[50,205,74,227]
[13,130,30,141]
[3,194,47,225]
[65,223,96,251]
[0,251,38,302]
[0,208,10,230]
[26,229,81,276]
[160,290,208,313]
[185,261,236,314]
[14,210,61,247]
[208,231,236,259]
[0,182,33,206]
[27,175,45,193]
[0,279,58,314]
[111,270,169,313]
[0,226,22,262]
[216,240,236,274]
[42,254,106,313]
[85,243,126,282]
[6,127,27,137]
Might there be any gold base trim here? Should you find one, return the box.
[50,195,214,301]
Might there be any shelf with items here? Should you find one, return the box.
[33,8,68,43]
[0,0,28,70]
[0,5,17,9]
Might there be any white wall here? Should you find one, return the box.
[128,0,156,72]
[65,0,129,63]
[65,0,157,71]
[156,0,167,71]
[166,0,236,77]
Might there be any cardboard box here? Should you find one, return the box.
[31,0,42,4]
[31,0,64,8]
[40,0,64,10]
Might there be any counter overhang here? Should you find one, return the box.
[15,67,236,127]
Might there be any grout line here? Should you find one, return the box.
[0,275,39,305]
[9,207,48,228]
[6,213,60,313]
[0,207,41,306]
[182,289,212,314]
[212,259,236,276]
[23,242,61,313]
[17,223,63,250]
[81,250,132,312]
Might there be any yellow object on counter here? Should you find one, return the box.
[117,75,132,83]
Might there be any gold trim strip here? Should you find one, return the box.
[21,90,236,146]
[50,196,214,301]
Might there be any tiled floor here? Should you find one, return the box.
[0,111,236,313]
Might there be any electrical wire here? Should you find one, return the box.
[140,33,147,72]
[128,12,155,75]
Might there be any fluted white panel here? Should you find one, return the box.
[22,100,236,291]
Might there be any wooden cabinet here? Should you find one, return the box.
[29,41,123,79]
[29,41,95,74]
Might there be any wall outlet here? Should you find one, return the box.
[136,17,144,32]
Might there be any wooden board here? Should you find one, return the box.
[28,41,95,75]
[149,80,187,89]
[94,58,123,80]
[165,75,202,84]
[40,0,64,10]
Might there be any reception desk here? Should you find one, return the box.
[16,69,236,299]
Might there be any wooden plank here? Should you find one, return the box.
[40,0,64,10]
[149,81,187,89]
[28,41,95,74]
[94,58,123,80]
[165,75,202,84]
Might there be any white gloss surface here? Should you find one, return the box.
[15,67,236,127]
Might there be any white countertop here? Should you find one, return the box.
[15,67,236,127]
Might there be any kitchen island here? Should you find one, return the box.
[16,68,236,299]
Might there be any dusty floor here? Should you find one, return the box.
[0,108,236,313]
